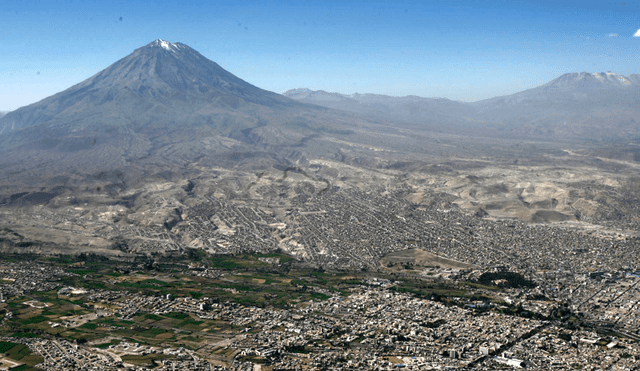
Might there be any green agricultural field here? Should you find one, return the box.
[0,341,18,353]
[0,341,43,371]
[139,327,169,338]
[0,250,492,365]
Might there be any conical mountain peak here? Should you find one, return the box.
[146,39,183,52]
[0,39,295,141]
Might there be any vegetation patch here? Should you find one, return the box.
[143,314,164,321]
[139,328,168,338]
[17,315,49,325]
[0,342,43,370]
[121,354,172,367]
[164,312,189,320]
[11,332,43,339]
[0,341,18,353]
[80,323,97,330]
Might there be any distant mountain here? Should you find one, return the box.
[284,89,358,104]
[473,72,640,112]
[286,72,640,141]
[472,72,640,140]
[540,72,640,90]
[0,111,7,119]
[283,89,475,129]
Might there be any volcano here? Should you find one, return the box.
[470,72,640,140]
[0,40,354,187]
[0,39,313,142]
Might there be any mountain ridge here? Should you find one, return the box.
[285,71,640,105]
[285,70,640,140]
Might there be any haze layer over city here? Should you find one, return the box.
[1,1,640,370]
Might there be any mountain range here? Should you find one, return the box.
[285,71,640,140]
[1,39,639,189]
[283,89,475,130]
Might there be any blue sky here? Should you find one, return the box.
[1,0,639,110]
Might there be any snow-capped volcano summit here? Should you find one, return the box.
[148,38,184,52]
[541,72,640,91]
